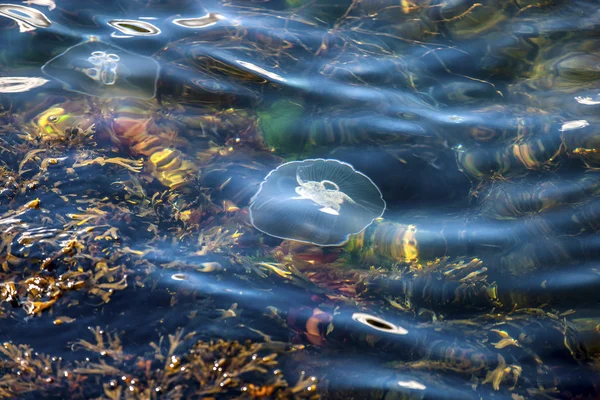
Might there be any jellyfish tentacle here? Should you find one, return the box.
[292,186,310,200]
[339,191,356,204]
[296,171,306,186]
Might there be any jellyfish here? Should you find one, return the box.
[41,39,159,99]
[0,4,51,32]
[249,158,386,246]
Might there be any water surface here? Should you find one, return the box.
[1,0,600,398]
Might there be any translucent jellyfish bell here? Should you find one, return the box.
[41,40,159,99]
[250,159,386,246]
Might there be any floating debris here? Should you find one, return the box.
[108,19,161,36]
[0,4,51,32]
[41,40,160,99]
[250,159,386,246]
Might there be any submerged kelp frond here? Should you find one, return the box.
[71,326,131,363]
[381,307,595,396]
[0,202,133,317]
[278,253,501,315]
[196,226,243,256]
[0,262,128,317]
[0,342,78,399]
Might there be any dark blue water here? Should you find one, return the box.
[1,0,600,398]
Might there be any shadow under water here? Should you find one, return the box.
[1,0,600,398]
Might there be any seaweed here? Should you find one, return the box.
[0,328,319,399]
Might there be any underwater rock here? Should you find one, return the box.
[249,158,385,246]
[41,40,160,99]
